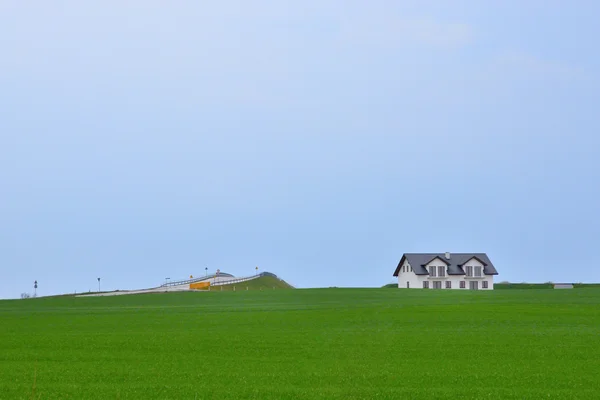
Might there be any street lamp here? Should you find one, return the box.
[34,280,38,297]
[255,266,258,276]
[165,277,170,286]
[205,267,208,277]
[97,277,101,292]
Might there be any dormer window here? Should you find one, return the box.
[465,265,483,277]
[429,266,437,277]
[437,266,446,277]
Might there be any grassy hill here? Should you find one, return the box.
[211,275,293,291]
[2,288,600,399]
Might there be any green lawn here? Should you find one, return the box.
[1,288,599,399]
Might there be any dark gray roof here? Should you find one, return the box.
[393,253,498,276]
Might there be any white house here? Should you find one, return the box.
[393,252,498,290]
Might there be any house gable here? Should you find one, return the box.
[458,256,488,267]
[393,254,429,276]
[392,255,406,277]
[458,255,498,275]
[422,256,450,267]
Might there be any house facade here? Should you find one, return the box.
[393,253,498,290]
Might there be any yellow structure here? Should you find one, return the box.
[189,281,210,290]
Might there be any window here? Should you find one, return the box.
[460,281,466,289]
[469,281,479,290]
[445,281,451,289]
[429,266,436,277]
[433,281,442,289]
[465,266,473,277]
[410,266,413,272]
[474,266,482,277]
[407,282,410,288]
[423,281,429,289]
[438,266,446,277]
[482,281,489,289]
[402,265,405,273]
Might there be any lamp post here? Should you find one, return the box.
[205,267,208,277]
[97,277,101,292]
[165,277,170,286]
[255,266,258,276]
[34,280,38,297]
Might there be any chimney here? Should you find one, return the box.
[445,252,451,260]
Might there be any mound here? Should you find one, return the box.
[214,275,293,291]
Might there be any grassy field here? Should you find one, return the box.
[1,289,599,399]
[494,283,600,289]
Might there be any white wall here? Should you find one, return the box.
[397,259,422,289]
[461,257,494,290]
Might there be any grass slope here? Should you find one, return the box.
[1,289,599,399]
[211,275,293,291]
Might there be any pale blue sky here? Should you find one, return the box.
[1,1,599,298]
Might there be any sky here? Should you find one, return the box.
[1,1,599,298]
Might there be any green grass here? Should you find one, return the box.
[211,275,293,291]
[1,289,599,399]
[494,283,554,289]
[495,283,600,289]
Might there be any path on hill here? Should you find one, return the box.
[77,272,282,297]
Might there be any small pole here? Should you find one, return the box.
[97,277,101,292]
[34,280,38,297]
[255,266,258,276]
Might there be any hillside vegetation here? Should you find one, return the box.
[1,288,599,399]
[211,275,293,291]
